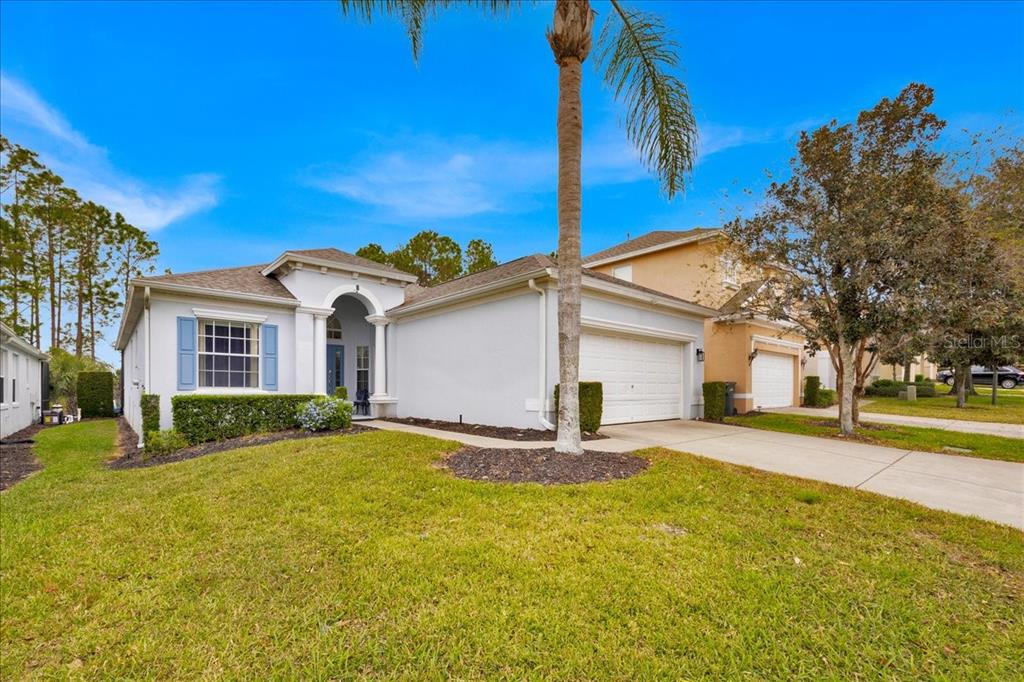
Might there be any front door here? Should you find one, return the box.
[326,344,344,395]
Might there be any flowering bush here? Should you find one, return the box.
[296,396,353,432]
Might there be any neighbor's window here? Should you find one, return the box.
[0,349,6,404]
[198,319,259,388]
[327,315,343,340]
[721,256,739,287]
[11,353,18,403]
[612,263,633,282]
[356,345,370,395]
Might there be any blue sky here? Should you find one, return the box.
[2,1,1022,360]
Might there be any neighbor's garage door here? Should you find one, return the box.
[752,351,795,409]
[580,332,682,424]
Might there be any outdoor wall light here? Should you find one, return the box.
[696,348,705,362]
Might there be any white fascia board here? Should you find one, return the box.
[0,323,49,360]
[386,269,550,318]
[751,334,805,350]
[261,251,419,283]
[584,230,723,268]
[114,285,142,351]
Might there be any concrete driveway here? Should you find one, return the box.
[601,420,1024,529]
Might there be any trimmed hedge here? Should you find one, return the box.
[553,382,604,433]
[815,388,837,407]
[803,376,821,407]
[864,380,936,398]
[334,386,349,400]
[77,371,114,417]
[703,382,726,421]
[171,394,319,445]
[141,394,160,444]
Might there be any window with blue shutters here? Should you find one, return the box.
[177,317,197,390]
[262,323,278,391]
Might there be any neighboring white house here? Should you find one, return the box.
[1,322,49,439]
[115,248,717,437]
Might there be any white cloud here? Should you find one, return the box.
[0,72,219,230]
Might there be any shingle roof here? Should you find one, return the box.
[583,228,717,264]
[391,253,717,314]
[290,247,414,277]
[136,264,297,300]
[394,254,553,309]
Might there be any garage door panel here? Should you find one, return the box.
[580,331,683,425]
[752,351,794,409]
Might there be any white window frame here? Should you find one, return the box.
[197,318,261,390]
[356,345,370,396]
[721,256,739,288]
[612,263,633,283]
[0,347,7,408]
[327,315,343,341]
[10,352,19,407]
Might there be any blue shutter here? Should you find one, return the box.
[262,323,278,391]
[177,317,197,390]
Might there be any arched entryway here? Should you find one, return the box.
[320,291,390,416]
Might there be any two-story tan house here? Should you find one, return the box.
[585,228,808,413]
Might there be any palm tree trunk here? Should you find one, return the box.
[549,0,591,455]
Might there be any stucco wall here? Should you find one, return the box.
[122,320,144,437]
[0,343,44,438]
[703,320,805,413]
[146,293,299,430]
[278,268,406,313]
[590,238,747,309]
[393,292,540,428]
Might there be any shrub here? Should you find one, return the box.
[141,394,160,443]
[815,388,837,407]
[914,374,926,383]
[703,382,726,421]
[803,376,821,407]
[296,396,353,432]
[77,371,114,417]
[171,394,319,444]
[553,382,604,433]
[864,380,936,398]
[334,386,349,400]
[144,429,189,458]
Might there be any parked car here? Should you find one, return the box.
[936,366,1024,389]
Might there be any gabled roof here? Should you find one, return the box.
[583,228,720,266]
[394,254,553,310]
[134,264,297,300]
[389,253,719,318]
[261,247,419,282]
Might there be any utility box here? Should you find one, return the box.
[724,382,737,417]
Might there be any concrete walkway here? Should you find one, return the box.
[773,405,1024,439]
[366,419,1024,529]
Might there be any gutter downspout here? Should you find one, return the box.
[528,278,556,431]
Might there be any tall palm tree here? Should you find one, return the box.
[338,0,698,454]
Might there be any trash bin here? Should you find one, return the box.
[724,382,737,417]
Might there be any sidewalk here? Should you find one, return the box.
[773,406,1024,439]
[365,419,1024,529]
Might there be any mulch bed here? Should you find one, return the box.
[444,447,648,485]
[109,423,375,469]
[0,423,45,491]
[383,417,606,441]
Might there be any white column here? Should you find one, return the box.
[313,312,328,395]
[365,315,389,398]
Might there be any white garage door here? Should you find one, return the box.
[580,332,683,424]
[752,351,795,409]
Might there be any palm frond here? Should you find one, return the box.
[338,0,520,61]
[596,0,697,199]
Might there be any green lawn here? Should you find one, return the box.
[861,392,1024,424]
[2,421,1022,679]
[726,412,1024,463]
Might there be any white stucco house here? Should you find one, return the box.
[1,322,49,439]
[115,248,717,437]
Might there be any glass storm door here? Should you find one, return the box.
[326,344,344,394]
